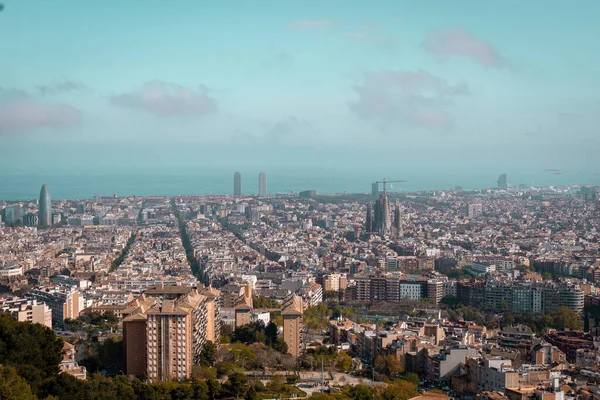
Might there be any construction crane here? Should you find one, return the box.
[375,178,407,194]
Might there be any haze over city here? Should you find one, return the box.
[1,0,599,197]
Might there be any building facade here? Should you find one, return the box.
[39,184,52,226]
[258,172,267,197]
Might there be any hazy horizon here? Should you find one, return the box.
[1,1,599,180]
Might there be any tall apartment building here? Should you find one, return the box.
[282,294,303,358]
[258,172,267,197]
[0,296,52,328]
[234,285,253,328]
[458,280,584,315]
[233,172,241,197]
[350,275,443,303]
[27,286,82,327]
[323,273,348,292]
[122,285,221,380]
[427,280,444,304]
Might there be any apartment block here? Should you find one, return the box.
[27,286,82,327]
[0,296,52,328]
[122,285,220,380]
[282,294,303,358]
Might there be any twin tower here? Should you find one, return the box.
[234,172,267,197]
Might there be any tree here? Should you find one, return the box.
[192,379,209,400]
[374,355,404,379]
[551,307,583,330]
[253,297,280,309]
[267,375,285,393]
[0,366,36,400]
[440,295,458,307]
[404,373,420,385]
[503,312,515,327]
[265,322,278,345]
[226,372,248,399]
[311,394,336,400]
[220,324,233,344]
[273,338,288,354]
[347,384,376,400]
[335,352,353,372]
[0,314,63,392]
[200,341,218,366]
[303,303,329,331]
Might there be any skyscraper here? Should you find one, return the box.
[371,182,379,199]
[38,184,51,227]
[365,204,373,233]
[497,173,508,190]
[371,193,392,236]
[393,201,403,237]
[233,172,241,197]
[258,172,267,197]
[378,193,391,236]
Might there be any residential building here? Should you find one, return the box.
[0,296,52,328]
[27,286,82,327]
[282,294,303,358]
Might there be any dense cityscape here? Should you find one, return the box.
[0,173,599,400]
[2,1,600,399]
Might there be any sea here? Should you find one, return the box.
[0,168,596,201]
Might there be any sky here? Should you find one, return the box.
[0,0,599,184]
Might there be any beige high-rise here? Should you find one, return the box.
[282,295,303,358]
[122,285,221,381]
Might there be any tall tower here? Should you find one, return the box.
[233,172,241,197]
[38,184,52,227]
[282,295,303,358]
[378,194,391,236]
[258,172,267,197]
[393,201,403,237]
[365,204,373,233]
[497,173,508,189]
[371,182,379,199]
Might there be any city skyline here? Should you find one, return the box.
[1,1,599,175]
[2,1,600,396]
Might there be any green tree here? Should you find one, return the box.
[347,384,376,400]
[192,379,210,400]
[439,295,458,307]
[273,338,288,354]
[267,375,285,393]
[311,394,336,400]
[265,322,278,345]
[335,352,353,372]
[200,341,218,366]
[253,296,280,309]
[374,355,404,379]
[551,307,583,330]
[404,373,420,385]
[303,303,329,331]
[226,372,248,399]
[0,314,63,392]
[0,366,37,400]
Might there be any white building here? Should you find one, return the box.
[399,282,423,301]
[0,265,23,277]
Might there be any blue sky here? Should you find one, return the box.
[1,0,599,180]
